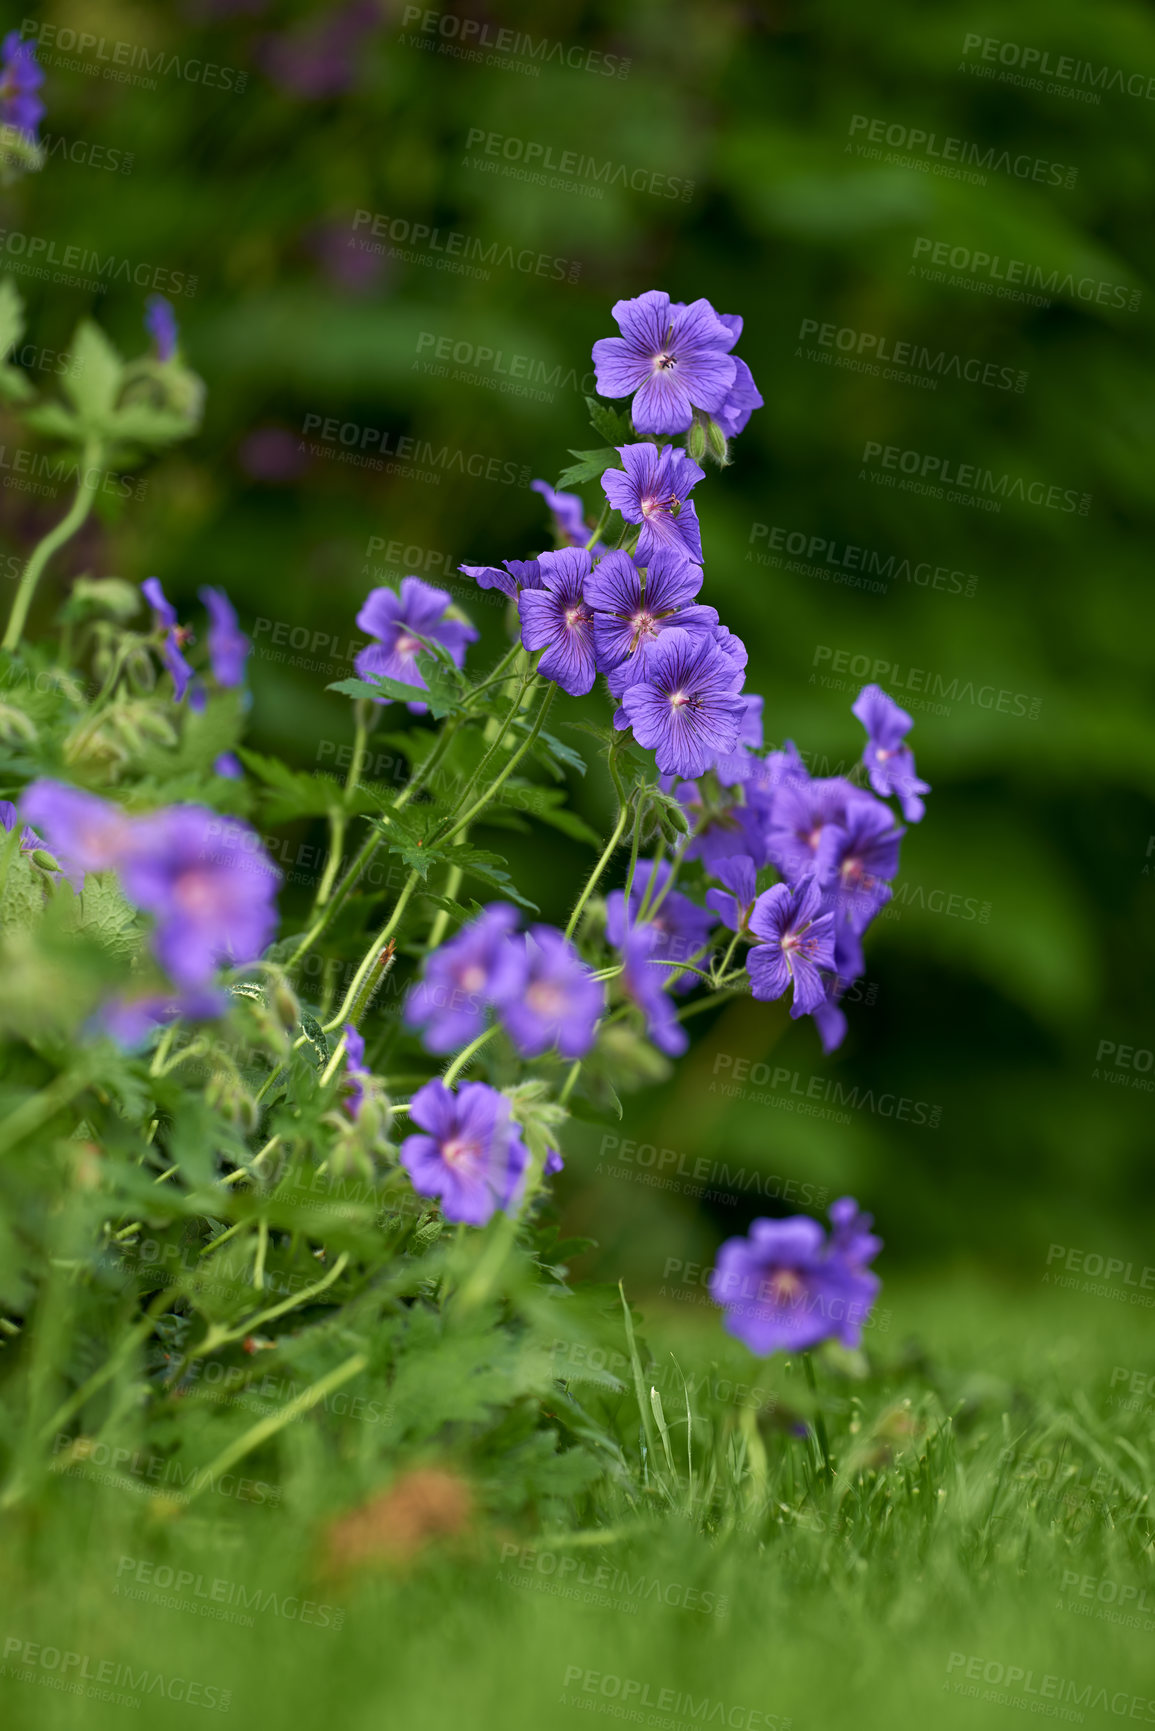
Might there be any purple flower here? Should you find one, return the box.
[711,694,763,787]
[20,781,133,882]
[1,798,43,856]
[605,859,714,992]
[710,313,763,438]
[617,921,687,1056]
[498,926,604,1059]
[852,684,930,823]
[812,978,849,1055]
[589,547,717,686]
[214,753,244,780]
[400,1078,529,1227]
[617,628,746,780]
[592,292,736,435]
[764,774,873,887]
[829,1196,883,1270]
[531,480,600,549]
[517,548,598,697]
[459,556,544,603]
[119,808,280,988]
[200,587,249,687]
[814,798,902,935]
[145,295,178,364]
[342,1023,370,1119]
[142,577,194,702]
[355,578,478,713]
[746,877,835,1017]
[0,32,44,138]
[97,987,228,1048]
[602,444,705,569]
[404,904,523,1054]
[705,854,758,933]
[709,1208,881,1355]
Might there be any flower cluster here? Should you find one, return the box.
[0,31,44,140]
[405,904,604,1061]
[142,577,250,709]
[709,1198,882,1354]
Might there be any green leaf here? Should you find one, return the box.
[556,447,620,488]
[496,780,600,847]
[237,747,367,822]
[328,647,466,720]
[64,870,140,958]
[107,403,195,446]
[0,278,25,362]
[62,320,124,427]
[22,403,84,442]
[584,397,633,445]
[523,725,587,780]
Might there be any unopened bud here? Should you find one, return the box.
[30,849,61,874]
[686,418,708,462]
[706,419,730,466]
[272,980,300,1032]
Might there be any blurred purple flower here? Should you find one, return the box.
[605,859,714,993]
[200,586,249,688]
[355,577,478,713]
[98,987,228,1048]
[120,807,279,987]
[814,798,902,934]
[531,480,600,549]
[400,1078,529,1227]
[308,220,388,294]
[144,295,178,363]
[0,31,45,138]
[342,1023,370,1119]
[764,774,873,886]
[592,291,736,434]
[705,853,758,933]
[617,919,688,1056]
[460,555,544,602]
[260,0,381,99]
[20,781,133,882]
[602,444,705,568]
[142,577,194,702]
[213,753,244,780]
[404,904,523,1054]
[498,926,604,1059]
[238,426,310,484]
[709,1205,881,1354]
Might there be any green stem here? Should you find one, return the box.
[803,1351,833,1484]
[564,798,631,941]
[584,502,612,552]
[442,1023,500,1087]
[433,674,534,841]
[0,1067,89,1153]
[440,682,556,845]
[2,439,103,651]
[323,870,417,1035]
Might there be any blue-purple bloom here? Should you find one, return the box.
[852,684,930,822]
[709,1201,881,1354]
[404,904,523,1054]
[20,781,133,881]
[0,31,45,138]
[145,295,178,363]
[400,1078,529,1227]
[814,797,902,936]
[517,548,598,696]
[531,480,600,549]
[355,578,478,713]
[200,587,249,687]
[605,859,714,991]
[616,920,688,1056]
[592,292,736,435]
[119,808,280,988]
[746,877,835,1017]
[589,548,717,686]
[710,694,764,786]
[602,444,705,568]
[98,987,228,1048]
[763,774,874,886]
[616,628,746,779]
[705,854,758,933]
[214,753,244,780]
[342,1023,370,1119]
[498,926,604,1059]
[710,312,764,438]
[459,555,544,602]
[142,577,194,702]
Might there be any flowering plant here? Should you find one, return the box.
[0,278,928,1516]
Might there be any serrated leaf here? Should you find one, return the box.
[446,845,539,910]
[62,321,123,427]
[497,780,600,847]
[523,725,587,779]
[584,396,633,444]
[328,648,466,720]
[556,447,620,488]
[237,747,357,822]
[66,870,140,957]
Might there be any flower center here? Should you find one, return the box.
[654,351,677,371]
[174,870,217,915]
[527,980,566,1018]
[669,689,690,708]
[458,963,486,994]
[628,609,657,650]
[641,491,680,520]
[441,1137,482,1170]
[768,1269,804,1305]
[563,605,589,630]
[395,632,422,658]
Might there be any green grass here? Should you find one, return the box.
[1,1269,1150,1731]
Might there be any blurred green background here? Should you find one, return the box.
[4,0,1153,1301]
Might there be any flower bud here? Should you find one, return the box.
[30,849,62,874]
[706,419,731,466]
[272,979,300,1032]
[0,702,37,747]
[686,417,708,463]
